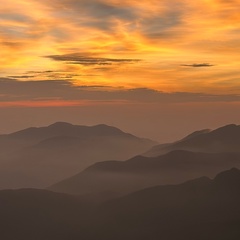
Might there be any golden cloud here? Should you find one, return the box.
[0,0,239,93]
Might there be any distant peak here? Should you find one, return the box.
[216,167,240,176]
[93,124,111,128]
[214,168,240,183]
[215,124,239,131]
[48,122,73,127]
[93,124,120,130]
[91,124,124,134]
[183,129,211,140]
[209,124,240,137]
[225,124,238,127]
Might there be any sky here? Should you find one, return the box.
[1,0,240,142]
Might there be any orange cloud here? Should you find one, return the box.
[0,0,240,94]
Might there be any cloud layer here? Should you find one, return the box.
[0,0,240,93]
[1,78,240,108]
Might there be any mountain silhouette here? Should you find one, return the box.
[0,188,91,240]
[90,168,240,240]
[9,122,132,140]
[0,122,156,189]
[49,150,240,197]
[1,168,239,240]
[144,124,240,156]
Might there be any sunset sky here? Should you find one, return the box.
[1,0,240,141]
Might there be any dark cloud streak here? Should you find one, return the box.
[181,63,215,68]
[8,75,35,79]
[45,53,141,66]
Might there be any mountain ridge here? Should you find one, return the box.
[7,122,138,140]
[1,168,240,240]
[0,122,156,189]
[144,124,240,156]
[49,150,240,196]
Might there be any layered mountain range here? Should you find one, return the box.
[0,122,156,189]
[0,168,239,240]
[1,123,240,239]
[50,124,240,198]
[144,124,240,156]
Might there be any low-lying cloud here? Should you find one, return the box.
[1,78,240,106]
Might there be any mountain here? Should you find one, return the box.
[1,168,240,240]
[144,124,240,156]
[0,122,156,189]
[7,122,132,141]
[0,188,90,240]
[49,150,240,197]
[90,168,240,240]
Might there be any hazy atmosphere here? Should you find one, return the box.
[1,1,240,239]
[1,0,240,142]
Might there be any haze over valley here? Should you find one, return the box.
[1,0,240,238]
[0,121,240,239]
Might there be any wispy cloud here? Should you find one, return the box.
[8,75,36,79]
[45,53,141,66]
[0,0,240,93]
[181,63,215,68]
